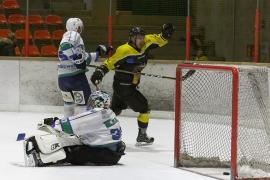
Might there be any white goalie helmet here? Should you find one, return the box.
[88,91,111,109]
[66,18,84,33]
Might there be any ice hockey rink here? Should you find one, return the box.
[0,111,232,180]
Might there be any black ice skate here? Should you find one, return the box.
[135,129,154,146]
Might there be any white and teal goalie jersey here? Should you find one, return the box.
[58,31,98,78]
[58,108,122,147]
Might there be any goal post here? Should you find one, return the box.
[174,63,270,180]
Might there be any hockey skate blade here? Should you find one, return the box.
[135,142,153,147]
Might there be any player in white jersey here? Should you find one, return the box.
[23,91,125,167]
[58,17,112,118]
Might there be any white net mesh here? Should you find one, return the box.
[177,65,270,179]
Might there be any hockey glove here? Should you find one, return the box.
[96,45,113,56]
[91,65,109,85]
[161,23,174,39]
[43,117,59,127]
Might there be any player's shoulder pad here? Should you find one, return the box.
[115,43,131,53]
[62,31,82,46]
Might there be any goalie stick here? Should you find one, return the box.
[87,64,196,81]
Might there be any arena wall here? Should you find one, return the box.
[0,58,269,118]
[0,58,176,113]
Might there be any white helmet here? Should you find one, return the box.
[66,18,84,33]
[87,91,111,109]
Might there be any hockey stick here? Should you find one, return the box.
[87,64,195,81]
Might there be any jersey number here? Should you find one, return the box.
[110,128,121,140]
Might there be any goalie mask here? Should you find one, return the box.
[66,18,84,33]
[87,91,111,109]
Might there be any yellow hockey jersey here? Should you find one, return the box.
[103,34,168,85]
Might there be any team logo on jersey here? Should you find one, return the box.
[61,91,74,103]
[104,118,119,128]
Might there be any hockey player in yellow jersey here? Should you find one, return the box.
[91,24,174,145]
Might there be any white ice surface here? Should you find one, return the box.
[0,111,220,180]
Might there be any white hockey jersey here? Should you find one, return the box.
[58,31,98,78]
[59,108,122,147]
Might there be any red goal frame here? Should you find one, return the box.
[174,63,240,179]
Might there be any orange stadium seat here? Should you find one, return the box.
[2,0,20,10]
[45,15,62,25]
[28,15,44,25]
[15,29,32,40]
[22,45,40,56]
[52,29,64,40]
[34,29,51,40]
[15,46,21,56]
[41,45,57,57]
[0,28,12,37]
[0,14,7,25]
[8,14,25,25]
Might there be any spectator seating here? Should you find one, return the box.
[0,14,7,27]
[22,45,40,56]
[0,28,11,37]
[29,15,44,26]
[41,45,57,57]
[15,46,20,56]
[34,29,51,47]
[0,6,65,57]
[8,14,25,31]
[2,0,20,10]
[45,15,62,26]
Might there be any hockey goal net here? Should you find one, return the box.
[174,63,270,180]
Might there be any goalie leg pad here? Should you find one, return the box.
[24,136,43,167]
[24,133,67,166]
